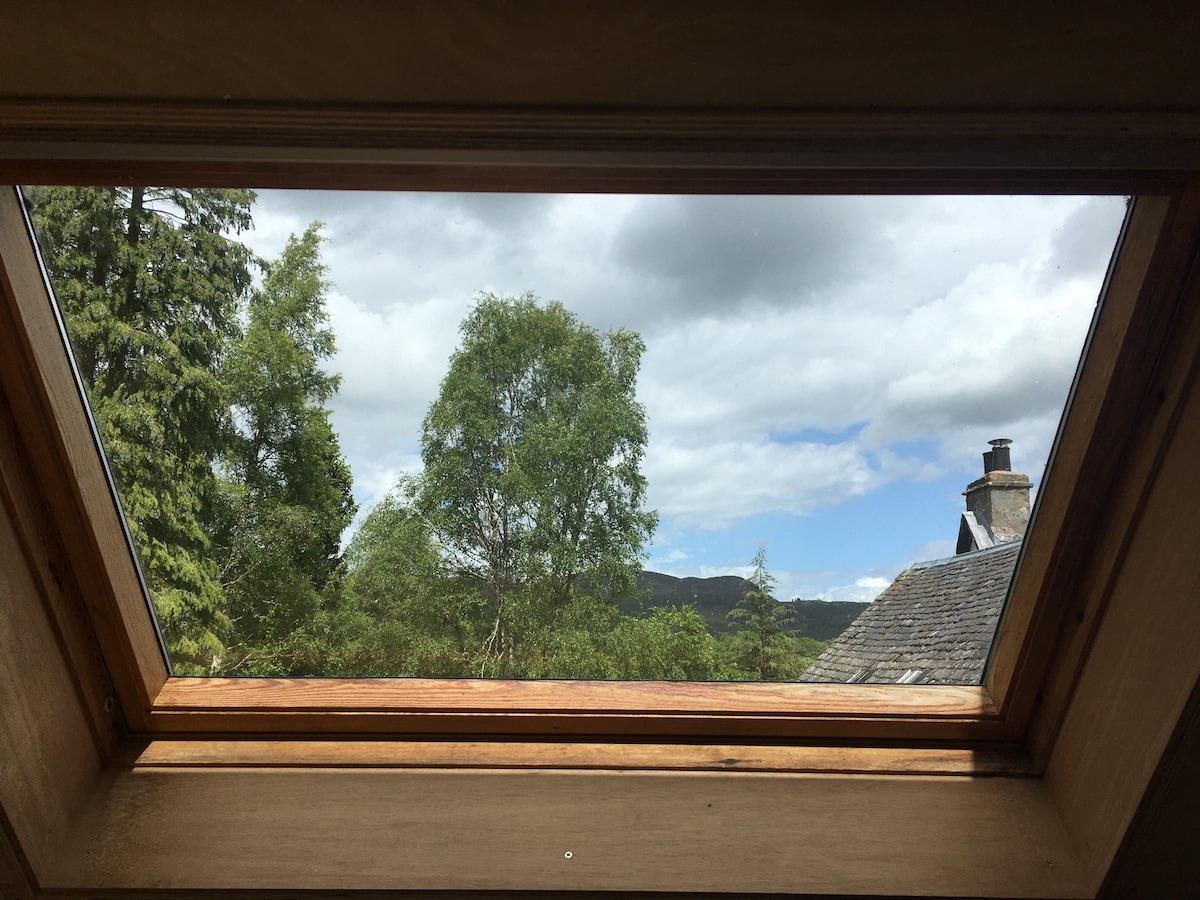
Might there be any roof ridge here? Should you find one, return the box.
[907,537,1023,572]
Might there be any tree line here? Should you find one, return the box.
[27,187,827,679]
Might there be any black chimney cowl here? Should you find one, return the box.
[984,438,1013,473]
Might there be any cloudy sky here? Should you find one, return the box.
[243,191,1127,603]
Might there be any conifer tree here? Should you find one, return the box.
[26,186,255,671]
[725,547,798,679]
[216,224,356,670]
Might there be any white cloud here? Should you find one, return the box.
[323,290,468,469]
[907,539,957,564]
[244,191,1127,582]
[822,576,894,604]
[656,549,689,564]
[696,564,756,580]
[644,436,925,529]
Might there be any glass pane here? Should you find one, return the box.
[23,188,1126,680]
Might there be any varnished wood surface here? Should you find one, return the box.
[7,158,1188,200]
[128,739,1036,777]
[1,97,1198,195]
[154,676,994,716]
[148,678,998,741]
[5,7,1200,183]
[0,376,119,757]
[1017,186,1200,760]
[3,4,1200,896]
[6,160,1191,200]
[8,103,1200,148]
[4,101,1200,178]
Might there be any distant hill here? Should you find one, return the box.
[625,572,750,632]
[787,598,873,641]
[620,571,872,640]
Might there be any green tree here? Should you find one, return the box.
[611,605,721,680]
[26,186,256,671]
[724,547,802,680]
[312,482,482,676]
[215,224,356,671]
[418,292,657,672]
[331,484,724,680]
[514,598,718,680]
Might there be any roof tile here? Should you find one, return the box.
[799,541,1021,685]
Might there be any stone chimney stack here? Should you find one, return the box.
[956,439,1033,554]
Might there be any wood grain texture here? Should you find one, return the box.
[0,383,120,758]
[3,102,1200,190]
[1044,206,1200,894]
[128,739,1036,777]
[148,678,998,741]
[2,6,1200,895]
[154,676,994,715]
[0,488,102,880]
[6,158,1187,198]
[48,767,1087,897]
[3,101,1200,165]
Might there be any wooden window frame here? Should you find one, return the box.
[0,176,1156,745]
[3,101,1200,897]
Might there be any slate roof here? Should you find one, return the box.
[800,540,1021,685]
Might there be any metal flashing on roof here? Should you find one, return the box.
[957,509,996,554]
[911,538,1023,572]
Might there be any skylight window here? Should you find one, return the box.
[23,187,1127,682]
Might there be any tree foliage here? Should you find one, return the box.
[28,190,358,674]
[29,189,830,682]
[323,482,479,676]
[417,292,658,670]
[723,547,823,680]
[214,224,357,672]
[27,186,255,669]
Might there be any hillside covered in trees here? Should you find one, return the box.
[633,572,869,638]
[26,186,843,681]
